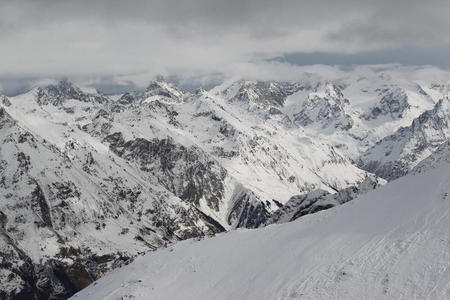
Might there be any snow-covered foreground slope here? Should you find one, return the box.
[73,164,450,300]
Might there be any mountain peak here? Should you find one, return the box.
[224,79,304,109]
[36,80,107,105]
[143,79,186,101]
[324,82,345,99]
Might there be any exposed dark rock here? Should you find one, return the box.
[227,187,270,228]
[266,175,384,225]
[31,180,53,228]
[364,86,410,120]
[1,94,11,107]
[105,132,227,212]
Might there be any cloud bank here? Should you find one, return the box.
[1,0,449,94]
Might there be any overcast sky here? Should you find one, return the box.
[1,0,450,95]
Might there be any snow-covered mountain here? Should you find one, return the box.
[71,159,450,300]
[1,65,450,299]
[359,96,450,180]
[0,97,224,299]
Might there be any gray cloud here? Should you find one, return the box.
[1,0,449,94]
[277,44,450,68]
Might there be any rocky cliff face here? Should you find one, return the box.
[104,132,227,213]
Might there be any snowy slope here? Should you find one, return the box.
[72,163,450,300]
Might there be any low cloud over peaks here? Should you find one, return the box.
[1,0,450,94]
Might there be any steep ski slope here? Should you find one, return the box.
[73,164,450,300]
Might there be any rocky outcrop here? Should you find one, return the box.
[227,186,270,228]
[105,132,227,213]
[0,94,11,107]
[266,175,384,225]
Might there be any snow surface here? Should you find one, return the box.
[72,163,450,300]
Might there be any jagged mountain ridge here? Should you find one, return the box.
[1,66,449,299]
[359,97,450,180]
[0,79,370,299]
